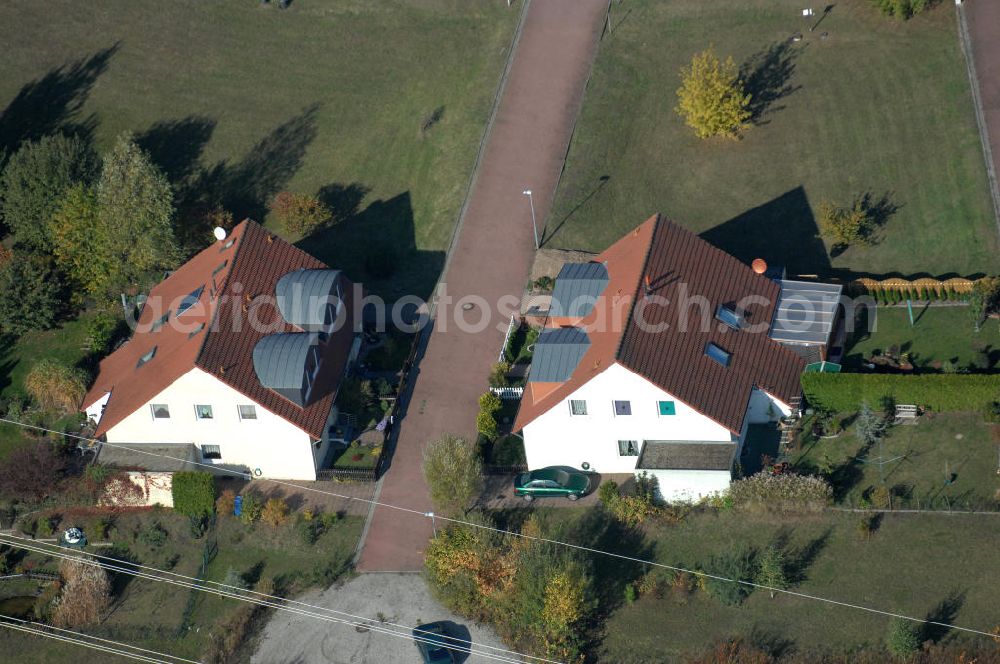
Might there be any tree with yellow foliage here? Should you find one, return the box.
[676,48,751,140]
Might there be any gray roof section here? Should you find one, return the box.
[769,280,842,345]
[636,441,736,471]
[549,262,609,318]
[276,269,341,329]
[529,327,591,383]
[252,332,317,389]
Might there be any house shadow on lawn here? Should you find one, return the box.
[701,186,832,279]
[298,190,445,302]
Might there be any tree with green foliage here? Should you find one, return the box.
[171,471,216,518]
[93,133,179,298]
[0,253,64,334]
[422,435,482,516]
[855,401,888,447]
[885,617,920,657]
[818,199,877,250]
[675,48,751,140]
[270,191,331,235]
[754,545,788,598]
[968,277,1000,332]
[50,184,107,298]
[872,0,935,20]
[0,133,97,250]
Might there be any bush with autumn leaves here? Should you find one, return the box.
[424,513,595,662]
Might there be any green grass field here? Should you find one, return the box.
[0,509,362,662]
[0,0,517,299]
[844,305,1000,370]
[592,508,1000,662]
[547,0,998,279]
[792,411,1000,508]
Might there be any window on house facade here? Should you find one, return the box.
[569,400,587,416]
[150,404,170,419]
[613,400,632,416]
[617,440,639,456]
[201,445,222,460]
[136,347,157,368]
[705,342,732,367]
[658,400,676,416]
[195,404,214,420]
[238,405,257,420]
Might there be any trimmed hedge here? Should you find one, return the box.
[801,373,1000,413]
[171,472,216,518]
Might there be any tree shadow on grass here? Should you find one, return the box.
[0,43,120,158]
[921,590,966,644]
[188,104,321,222]
[136,116,217,196]
[740,40,802,124]
[298,190,445,302]
[783,527,832,584]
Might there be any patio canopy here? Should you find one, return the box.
[769,280,842,346]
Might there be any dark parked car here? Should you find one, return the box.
[413,622,459,663]
[513,466,592,501]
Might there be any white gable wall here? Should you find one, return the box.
[104,368,318,480]
[522,362,734,474]
[642,469,733,504]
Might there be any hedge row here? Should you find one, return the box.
[800,373,1000,413]
[171,471,216,518]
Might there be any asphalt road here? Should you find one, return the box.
[251,573,506,664]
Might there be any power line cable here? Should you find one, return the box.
[2,417,997,640]
[0,536,545,664]
[0,614,189,663]
[0,532,556,663]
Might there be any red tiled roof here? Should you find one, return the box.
[514,215,805,434]
[84,219,352,439]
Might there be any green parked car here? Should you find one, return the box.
[513,467,592,501]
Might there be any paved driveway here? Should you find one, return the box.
[356,0,610,574]
[252,573,506,664]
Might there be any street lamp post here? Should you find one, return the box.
[522,189,539,249]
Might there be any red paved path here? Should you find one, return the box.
[356,0,609,572]
[965,0,1000,224]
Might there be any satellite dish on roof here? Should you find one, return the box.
[213,226,227,242]
[752,258,768,274]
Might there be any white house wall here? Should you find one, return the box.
[522,362,734,474]
[640,469,732,503]
[104,368,318,480]
[746,387,792,424]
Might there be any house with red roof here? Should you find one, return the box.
[513,215,842,501]
[81,219,358,481]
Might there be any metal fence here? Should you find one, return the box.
[490,386,524,400]
[316,467,377,483]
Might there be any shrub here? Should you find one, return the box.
[488,361,511,388]
[886,617,921,657]
[223,567,249,590]
[422,435,482,516]
[598,476,659,526]
[0,442,67,502]
[87,311,124,355]
[239,494,263,525]
[754,545,788,598]
[0,254,65,335]
[296,514,322,544]
[801,372,1000,413]
[702,546,756,605]
[869,485,891,509]
[261,498,289,528]
[726,472,833,512]
[269,191,331,235]
[138,521,168,548]
[51,558,111,628]
[476,392,502,441]
[37,515,57,537]
[171,471,215,518]
[872,0,937,20]
[25,359,88,414]
[216,489,236,517]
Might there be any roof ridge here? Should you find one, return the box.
[614,213,661,362]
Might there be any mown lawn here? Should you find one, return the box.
[843,305,1000,370]
[0,508,362,662]
[592,508,1000,662]
[0,0,517,300]
[0,312,95,401]
[792,411,1000,509]
[547,0,998,279]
